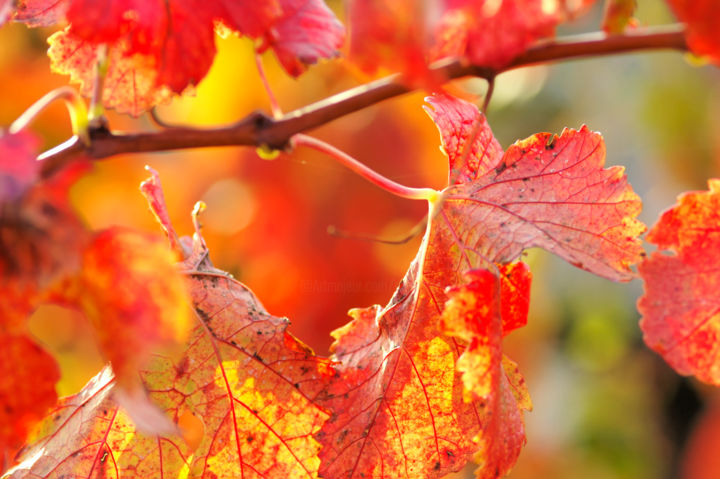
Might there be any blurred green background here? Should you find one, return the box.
[2,1,720,478]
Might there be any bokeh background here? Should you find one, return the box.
[2,1,720,478]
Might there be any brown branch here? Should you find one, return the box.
[39,24,688,178]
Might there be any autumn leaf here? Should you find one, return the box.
[0,0,12,26]
[4,171,336,478]
[425,93,645,281]
[315,93,644,479]
[0,334,60,463]
[602,0,637,34]
[0,130,40,203]
[666,0,720,63]
[442,269,532,479]
[346,0,431,82]
[0,162,90,334]
[23,0,343,115]
[71,228,192,390]
[638,180,720,385]
[347,0,596,82]
[0,139,83,460]
[11,0,67,26]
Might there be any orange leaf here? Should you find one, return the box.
[0,162,89,333]
[0,130,40,205]
[442,270,531,479]
[638,179,720,384]
[666,0,720,63]
[0,334,59,461]
[315,92,643,479]
[7,177,335,478]
[347,0,597,83]
[602,0,637,34]
[75,228,191,389]
[37,0,344,114]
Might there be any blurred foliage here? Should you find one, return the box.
[3,0,720,478]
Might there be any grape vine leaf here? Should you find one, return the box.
[346,0,430,82]
[638,179,720,384]
[0,146,89,335]
[70,228,192,390]
[424,93,645,280]
[348,0,596,81]
[441,268,532,479]
[0,334,60,462]
[666,0,720,63]
[3,170,336,478]
[0,133,84,460]
[430,0,594,69]
[0,134,193,449]
[19,0,343,115]
[314,93,644,478]
[265,0,345,77]
[12,0,67,26]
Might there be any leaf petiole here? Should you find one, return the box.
[10,86,90,145]
[255,51,282,119]
[292,134,440,202]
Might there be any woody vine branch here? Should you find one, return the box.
[37,25,687,178]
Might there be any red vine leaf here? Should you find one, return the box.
[6,173,335,478]
[441,269,531,479]
[346,0,431,82]
[638,179,720,384]
[11,0,67,26]
[430,0,573,69]
[497,262,532,335]
[425,93,645,281]
[315,92,643,478]
[0,334,60,461]
[666,0,720,63]
[37,0,343,114]
[260,0,345,77]
[423,94,503,184]
[347,0,596,82]
[0,162,90,334]
[71,228,192,390]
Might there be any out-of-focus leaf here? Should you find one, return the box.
[0,130,40,203]
[0,162,90,333]
[12,0,67,26]
[0,0,12,26]
[347,0,597,83]
[602,0,637,34]
[638,179,720,384]
[73,228,191,389]
[5,173,335,478]
[260,0,345,77]
[666,0,720,63]
[35,0,344,114]
[0,334,59,461]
